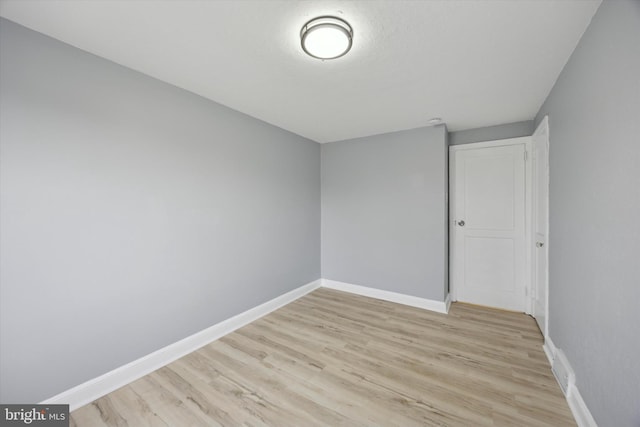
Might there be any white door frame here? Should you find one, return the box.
[532,116,550,337]
[449,136,533,314]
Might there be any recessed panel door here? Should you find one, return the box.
[452,144,526,312]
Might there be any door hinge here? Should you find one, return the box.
[524,151,528,161]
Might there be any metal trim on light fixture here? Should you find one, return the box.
[300,16,353,60]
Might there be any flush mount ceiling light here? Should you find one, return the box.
[300,16,353,60]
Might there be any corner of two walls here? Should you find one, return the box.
[320,125,449,303]
[318,120,538,306]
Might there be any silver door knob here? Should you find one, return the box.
[536,242,544,247]
[457,220,465,226]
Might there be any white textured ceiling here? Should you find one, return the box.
[0,0,601,143]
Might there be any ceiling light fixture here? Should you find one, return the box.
[300,16,353,60]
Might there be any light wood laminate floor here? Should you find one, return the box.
[71,288,575,426]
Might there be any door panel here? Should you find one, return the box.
[452,143,526,312]
[465,154,515,230]
[465,237,514,291]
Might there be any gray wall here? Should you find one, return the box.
[321,126,448,301]
[535,1,640,425]
[0,19,320,403]
[449,120,534,145]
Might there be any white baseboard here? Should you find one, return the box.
[543,336,598,427]
[567,383,598,427]
[321,279,450,314]
[41,279,322,411]
[543,335,557,365]
[444,292,452,313]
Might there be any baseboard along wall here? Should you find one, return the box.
[42,279,322,411]
[321,279,451,314]
[40,278,451,411]
[543,336,598,427]
[43,276,595,427]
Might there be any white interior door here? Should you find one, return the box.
[450,141,528,312]
[532,117,549,336]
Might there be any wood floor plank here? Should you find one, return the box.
[71,288,575,426]
[128,376,217,427]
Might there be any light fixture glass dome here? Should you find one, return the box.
[301,16,353,60]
